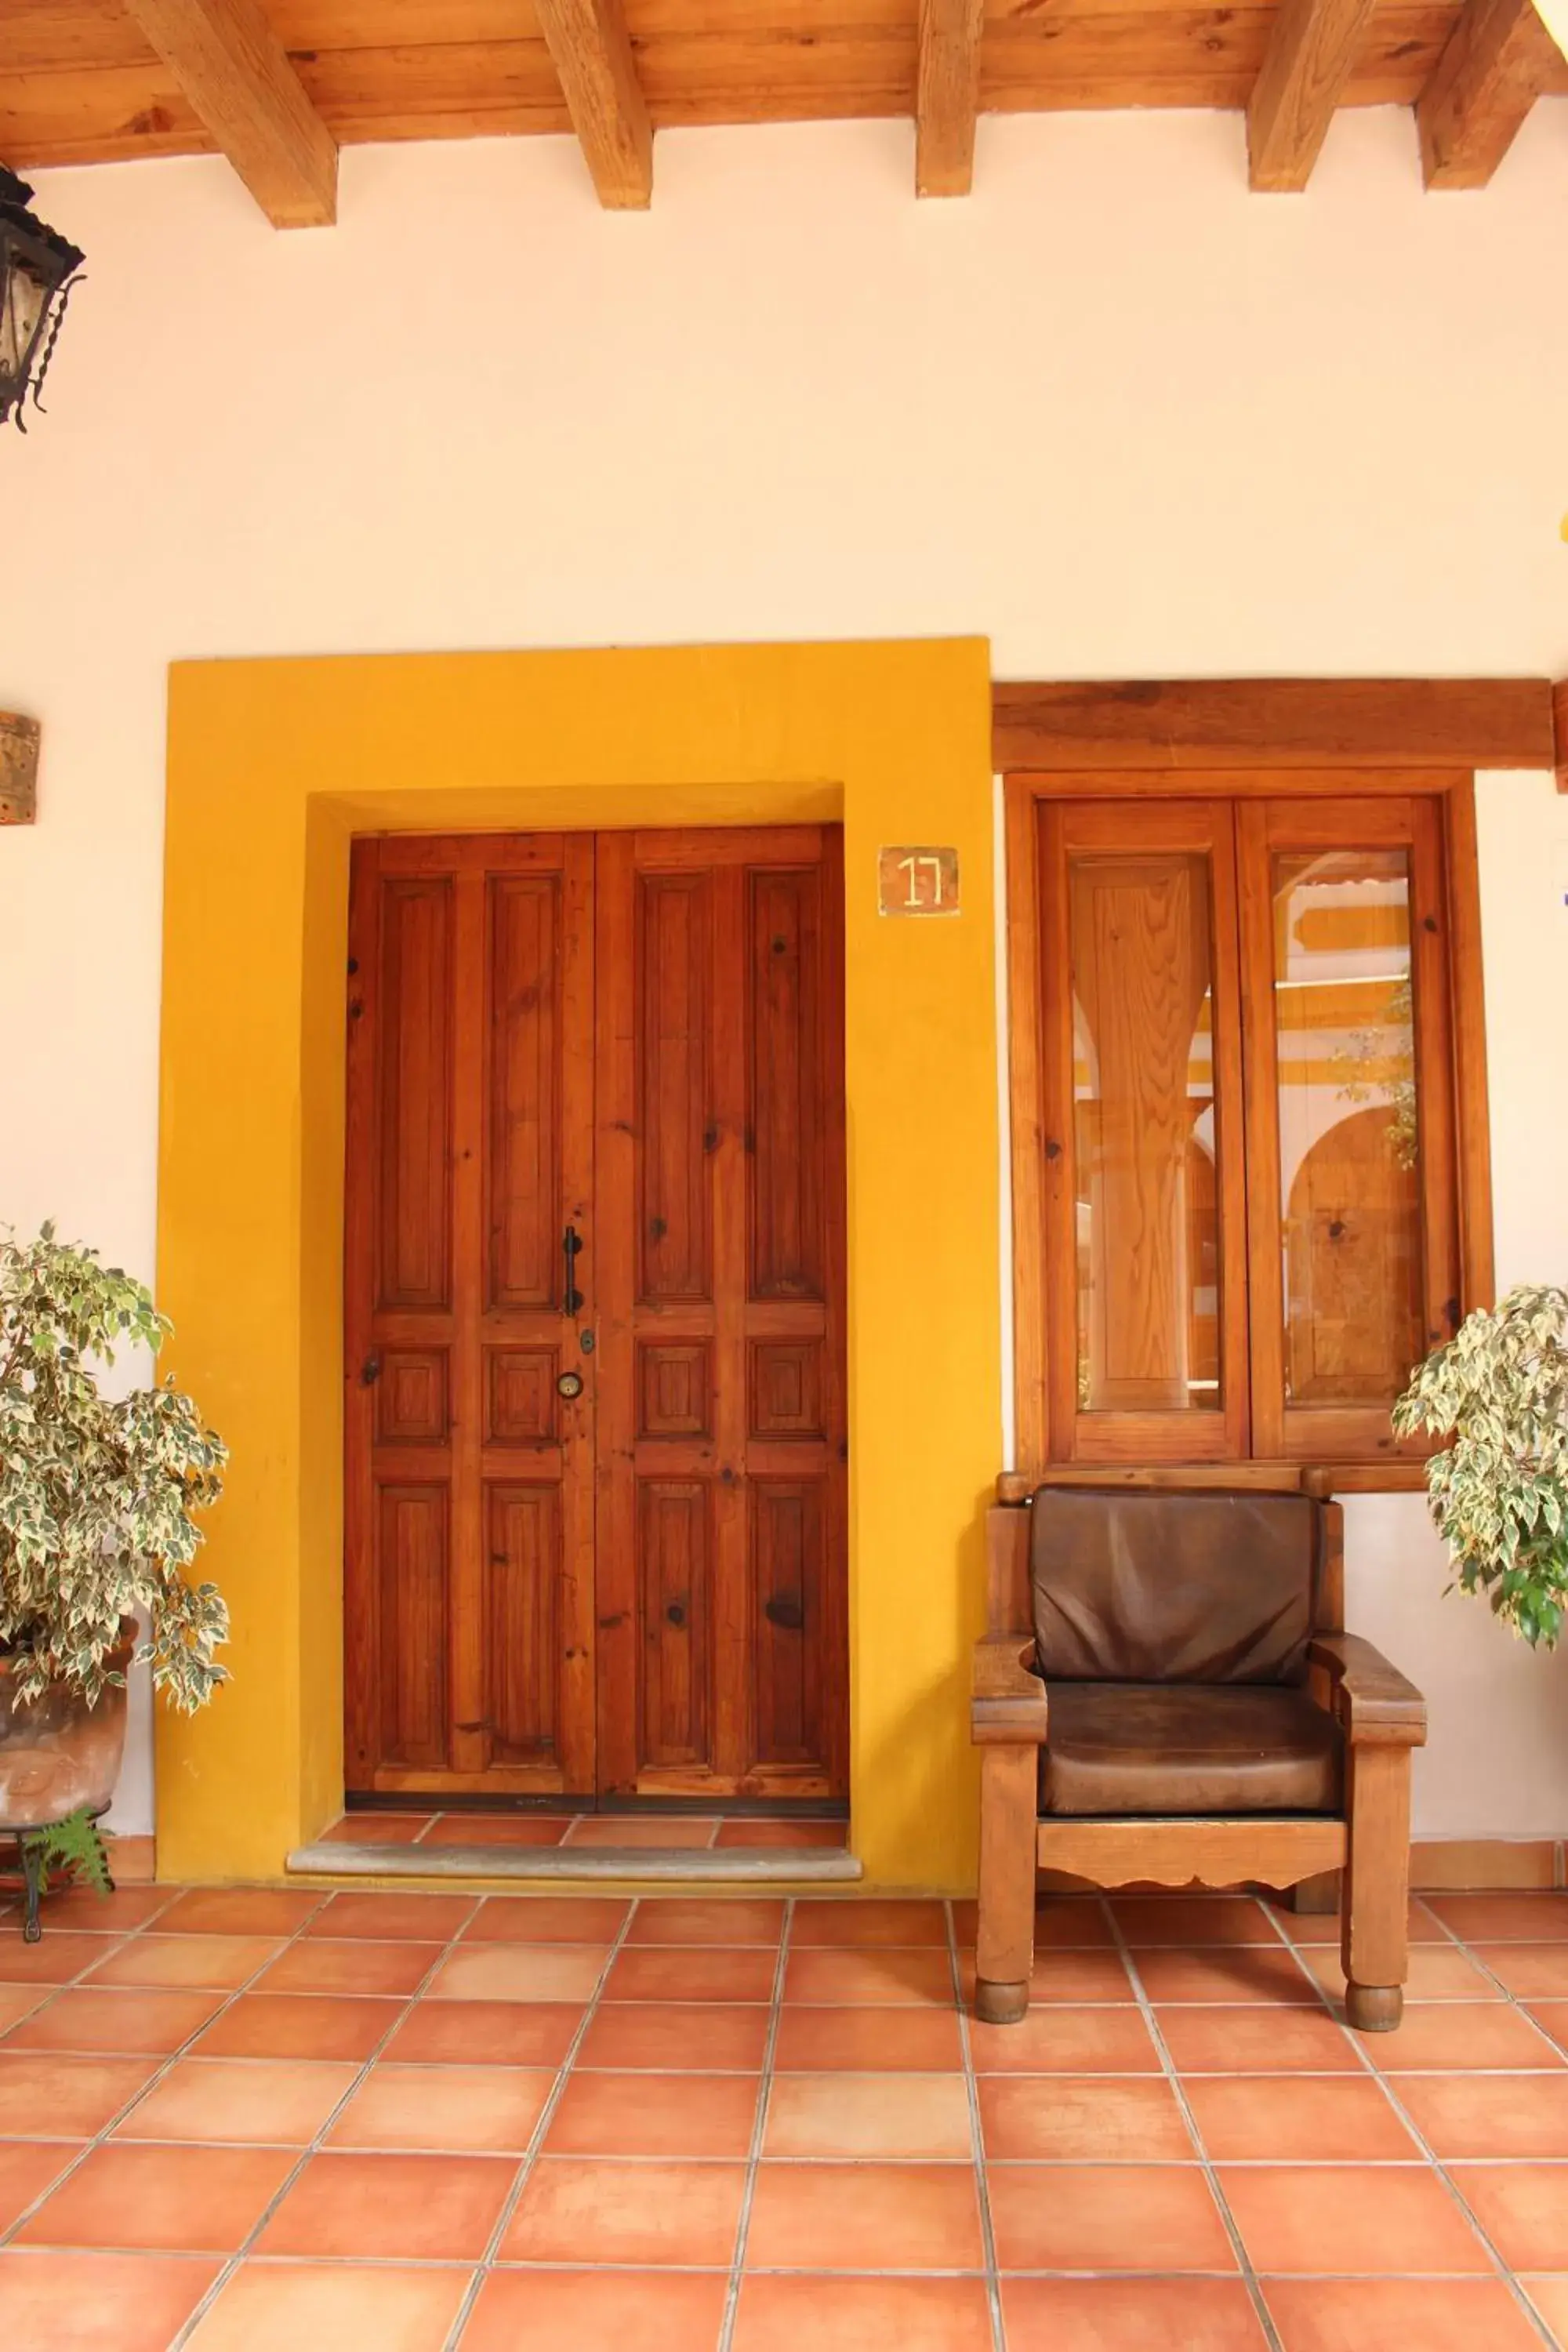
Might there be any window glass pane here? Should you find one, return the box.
[1272,848,1422,1405]
[1069,852,1221,1414]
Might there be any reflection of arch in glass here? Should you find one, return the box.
[1185,1120,1219,1399]
[1072,998,1097,1405]
[1284,1104,1421,1406]
[1071,993,1098,1251]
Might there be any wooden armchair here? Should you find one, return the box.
[972,1475,1427,2033]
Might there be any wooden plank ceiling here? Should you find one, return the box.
[2,0,1563,223]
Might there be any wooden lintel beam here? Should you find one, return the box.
[1247,0,1382,190]
[916,0,985,198]
[993,678,1558,773]
[124,0,336,227]
[532,0,652,209]
[1554,681,1568,789]
[1416,0,1558,188]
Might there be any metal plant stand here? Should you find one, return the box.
[5,1809,114,1942]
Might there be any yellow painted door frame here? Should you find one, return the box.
[155,641,1000,1890]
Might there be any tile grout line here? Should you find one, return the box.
[1414,1896,1564,2010]
[0,1882,336,2259]
[1,1872,186,2006]
[163,1889,489,2347]
[1261,1896,1559,2348]
[5,1884,1561,2333]
[1102,1895,1287,2352]
[946,1896,1007,2352]
[437,1894,643,2352]
[715,1895,794,2352]
[0,1882,183,2027]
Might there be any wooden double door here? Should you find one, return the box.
[343,826,848,1804]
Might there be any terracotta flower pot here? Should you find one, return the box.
[0,1620,136,1829]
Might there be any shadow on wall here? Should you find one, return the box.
[1345,1491,1568,1842]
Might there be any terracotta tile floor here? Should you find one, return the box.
[315,1809,851,1853]
[0,1878,1563,2350]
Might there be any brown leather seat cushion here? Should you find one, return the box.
[1040,1682,1343,1817]
[1031,1489,1319,1686]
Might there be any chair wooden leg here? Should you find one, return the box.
[1342,1741,1413,2032]
[975,1744,1036,2024]
[1290,1869,1341,1916]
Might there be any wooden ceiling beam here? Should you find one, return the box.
[993,678,1558,773]
[916,0,985,198]
[1247,0,1382,190]
[122,0,336,227]
[1416,0,1558,188]
[532,0,652,209]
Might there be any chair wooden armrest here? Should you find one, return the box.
[1307,1633,1427,1747]
[971,1637,1049,1746]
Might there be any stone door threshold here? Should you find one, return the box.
[285,1838,864,1883]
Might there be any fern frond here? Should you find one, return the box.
[20,1806,112,1898]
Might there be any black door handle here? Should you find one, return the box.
[563,1224,584,1317]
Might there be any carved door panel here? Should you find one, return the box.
[593,828,848,1798]
[344,833,597,1796]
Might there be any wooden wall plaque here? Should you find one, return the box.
[878,844,960,916]
[0,713,39,826]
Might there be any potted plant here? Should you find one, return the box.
[1393,1284,1568,1651]
[2,1225,228,1932]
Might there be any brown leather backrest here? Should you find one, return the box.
[1030,1488,1320,1685]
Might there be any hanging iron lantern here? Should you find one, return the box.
[1,168,85,432]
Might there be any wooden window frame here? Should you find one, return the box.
[1005,765,1495,1490]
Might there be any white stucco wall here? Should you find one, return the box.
[1345,770,1568,1838]
[3,108,1566,1840]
